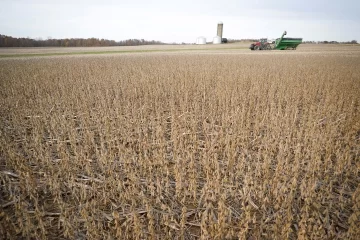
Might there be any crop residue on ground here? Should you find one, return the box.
[1,47,359,239]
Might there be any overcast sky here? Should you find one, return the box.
[1,0,359,43]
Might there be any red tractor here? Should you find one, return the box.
[249,38,273,50]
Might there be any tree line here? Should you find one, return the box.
[228,39,358,44]
[0,34,166,47]
[303,40,358,44]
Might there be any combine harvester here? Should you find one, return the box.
[250,31,302,50]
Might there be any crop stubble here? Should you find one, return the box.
[0,50,359,239]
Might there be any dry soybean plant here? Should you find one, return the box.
[0,51,359,239]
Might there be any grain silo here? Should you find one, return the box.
[196,36,206,45]
[213,36,221,44]
[217,22,223,40]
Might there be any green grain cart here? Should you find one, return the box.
[275,31,302,50]
[250,31,302,50]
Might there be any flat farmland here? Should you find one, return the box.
[0,43,250,57]
[1,43,358,58]
[0,45,359,239]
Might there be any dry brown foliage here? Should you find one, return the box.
[0,49,359,239]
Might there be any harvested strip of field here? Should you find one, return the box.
[1,44,359,59]
[0,47,249,58]
[0,49,359,239]
[0,43,251,58]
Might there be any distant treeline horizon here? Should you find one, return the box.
[227,39,358,44]
[0,34,167,47]
[0,34,357,47]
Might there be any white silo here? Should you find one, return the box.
[213,36,221,44]
[196,36,206,45]
[217,22,223,39]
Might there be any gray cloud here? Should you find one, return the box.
[0,0,359,42]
